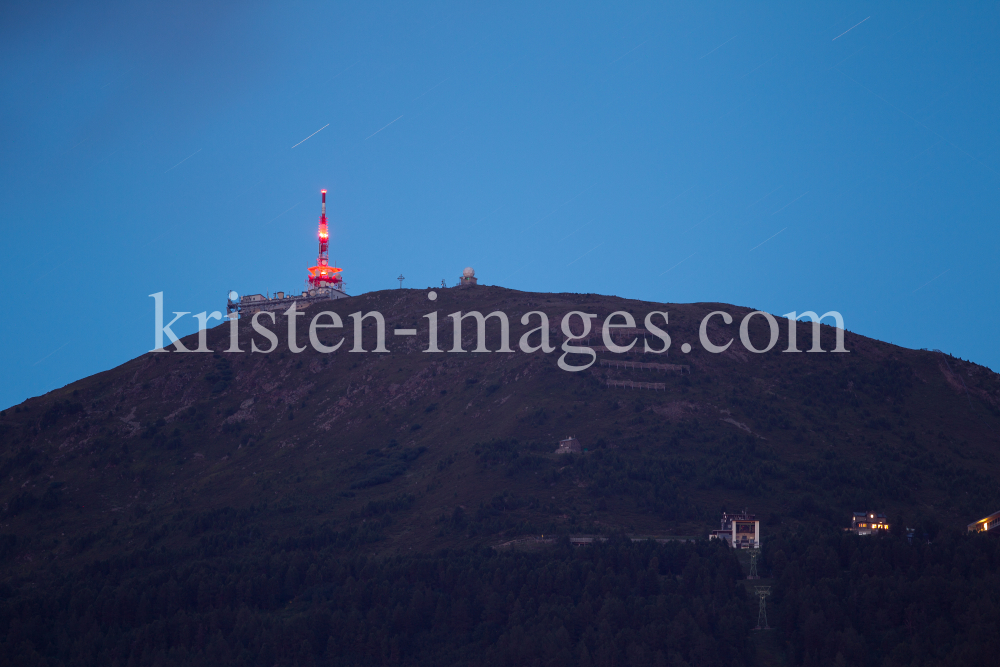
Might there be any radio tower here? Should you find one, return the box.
[306,189,344,291]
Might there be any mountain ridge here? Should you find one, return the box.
[3,286,1000,666]
[2,286,998,569]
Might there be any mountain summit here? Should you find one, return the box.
[2,287,999,665]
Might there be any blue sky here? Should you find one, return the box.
[1,2,998,409]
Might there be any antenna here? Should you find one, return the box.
[397,274,405,289]
[754,587,771,630]
[306,189,343,291]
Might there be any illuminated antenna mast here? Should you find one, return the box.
[307,189,344,290]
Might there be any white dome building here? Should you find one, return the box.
[459,266,478,286]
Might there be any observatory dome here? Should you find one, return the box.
[463,267,475,278]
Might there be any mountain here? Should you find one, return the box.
[2,286,999,666]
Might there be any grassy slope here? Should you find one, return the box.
[1,286,999,577]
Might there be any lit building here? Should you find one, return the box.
[709,511,760,549]
[968,510,1000,533]
[849,512,890,535]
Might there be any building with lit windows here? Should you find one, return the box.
[849,512,890,535]
[967,510,1000,533]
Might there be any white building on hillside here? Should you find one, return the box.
[709,511,760,549]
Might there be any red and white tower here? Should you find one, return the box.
[306,189,344,291]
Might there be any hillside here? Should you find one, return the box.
[2,286,1000,666]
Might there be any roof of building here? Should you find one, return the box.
[968,509,1000,530]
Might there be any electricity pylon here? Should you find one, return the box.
[748,550,760,579]
[754,586,771,630]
